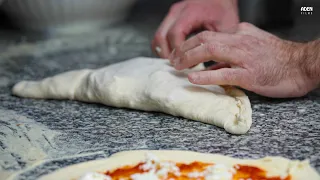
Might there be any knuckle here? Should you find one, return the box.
[169,2,182,13]
[182,51,191,63]
[204,44,215,55]
[238,34,265,56]
[222,71,233,81]
[201,73,211,83]
[217,44,230,54]
[224,71,246,86]
[169,23,185,36]
[183,3,194,11]
[238,34,252,43]
[236,35,256,50]
[167,28,180,40]
[154,32,165,42]
[197,31,211,43]
[239,22,253,29]
[227,71,244,85]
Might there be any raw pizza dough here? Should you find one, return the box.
[38,150,320,180]
[12,57,252,134]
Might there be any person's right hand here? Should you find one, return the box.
[152,0,239,58]
[169,23,320,98]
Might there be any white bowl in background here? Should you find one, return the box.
[0,0,137,34]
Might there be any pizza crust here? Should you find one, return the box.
[39,150,320,180]
[12,57,252,134]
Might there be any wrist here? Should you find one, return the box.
[297,40,320,90]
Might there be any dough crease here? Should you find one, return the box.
[12,57,252,134]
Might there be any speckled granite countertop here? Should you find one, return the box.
[0,2,320,180]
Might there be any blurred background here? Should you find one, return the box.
[0,0,319,46]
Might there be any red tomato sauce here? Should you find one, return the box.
[105,161,291,180]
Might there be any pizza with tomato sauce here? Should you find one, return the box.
[40,150,320,180]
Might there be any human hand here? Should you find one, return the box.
[169,22,320,98]
[152,0,239,58]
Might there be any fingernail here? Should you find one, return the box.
[168,49,175,61]
[173,57,180,67]
[155,46,162,54]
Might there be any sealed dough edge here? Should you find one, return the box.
[12,57,252,134]
[221,86,252,134]
[39,150,320,180]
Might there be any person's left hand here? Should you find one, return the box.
[152,0,239,58]
[169,22,319,98]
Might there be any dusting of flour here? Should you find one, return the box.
[0,109,59,172]
[0,108,108,179]
[0,109,61,179]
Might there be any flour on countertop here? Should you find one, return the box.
[0,107,119,180]
[0,26,148,60]
[0,77,10,87]
[0,109,58,170]
[0,108,108,179]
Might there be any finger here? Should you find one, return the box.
[152,22,175,58]
[236,22,262,36]
[168,49,177,65]
[216,23,239,34]
[152,3,183,58]
[188,68,244,86]
[178,31,238,53]
[152,39,170,59]
[214,9,239,33]
[167,12,203,53]
[173,42,243,70]
[206,62,230,70]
